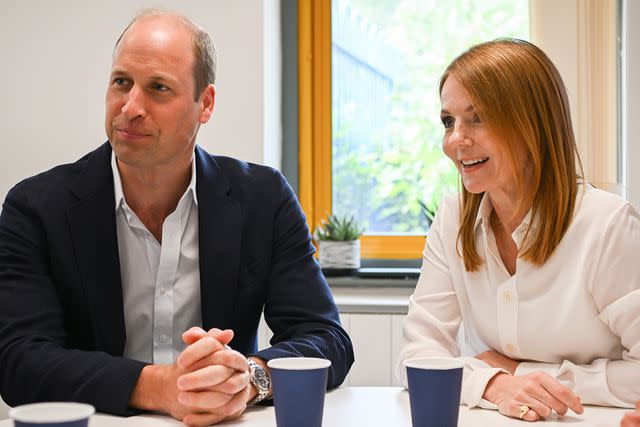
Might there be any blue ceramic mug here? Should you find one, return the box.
[405,357,464,427]
[267,357,331,427]
[9,402,95,427]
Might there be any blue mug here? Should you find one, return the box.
[268,357,331,427]
[9,402,94,427]
[405,358,464,427]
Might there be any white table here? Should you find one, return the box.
[1,387,628,426]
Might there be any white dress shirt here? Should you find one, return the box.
[112,153,202,365]
[397,185,640,409]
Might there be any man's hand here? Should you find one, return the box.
[129,328,251,426]
[129,330,232,420]
[483,372,583,422]
[181,327,265,404]
[175,327,252,426]
[475,350,519,375]
[621,401,640,427]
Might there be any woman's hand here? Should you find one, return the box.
[483,372,584,422]
[621,401,640,427]
[475,350,519,374]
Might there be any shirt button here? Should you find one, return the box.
[504,291,512,302]
[159,334,168,343]
[506,343,515,353]
[159,288,166,295]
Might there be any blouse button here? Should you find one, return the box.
[504,291,512,302]
[506,343,515,353]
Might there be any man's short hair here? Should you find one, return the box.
[114,9,217,101]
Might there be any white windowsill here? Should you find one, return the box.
[330,285,413,315]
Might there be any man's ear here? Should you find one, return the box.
[198,84,215,124]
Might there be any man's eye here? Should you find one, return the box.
[113,78,129,86]
[152,83,169,91]
[441,116,454,129]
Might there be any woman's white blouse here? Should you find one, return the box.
[396,186,640,409]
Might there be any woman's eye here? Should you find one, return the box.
[472,113,481,123]
[441,116,454,129]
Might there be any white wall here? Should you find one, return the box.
[530,0,579,141]
[0,397,7,420]
[532,0,616,191]
[0,0,281,203]
[623,0,640,206]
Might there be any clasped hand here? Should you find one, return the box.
[477,350,584,422]
[162,327,251,426]
[621,402,640,427]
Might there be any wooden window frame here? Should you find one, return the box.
[297,0,425,260]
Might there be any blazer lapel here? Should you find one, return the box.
[195,147,242,331]
[67,143,125,356]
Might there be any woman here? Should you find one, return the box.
[397,38,639,422]
[622,403,640,427]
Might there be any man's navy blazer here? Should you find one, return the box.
[0,142,353,415]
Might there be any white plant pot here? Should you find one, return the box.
[318,240,361,274]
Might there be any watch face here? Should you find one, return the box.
[255,368,271,390]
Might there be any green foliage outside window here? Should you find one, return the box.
[332,0,528,234]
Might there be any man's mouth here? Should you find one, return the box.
[118,128,150,137]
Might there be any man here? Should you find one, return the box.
[0,10,353,426]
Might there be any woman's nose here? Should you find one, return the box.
[448,121,472,147]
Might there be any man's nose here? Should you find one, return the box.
[121,86,147,119]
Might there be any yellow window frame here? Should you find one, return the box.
[297,0,425,259]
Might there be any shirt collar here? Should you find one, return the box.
[473,194,536,247]
[474,194,493,230]
[111,151,198,211]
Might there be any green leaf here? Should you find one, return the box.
[315,213,365,241]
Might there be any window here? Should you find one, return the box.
[299,0,529,259]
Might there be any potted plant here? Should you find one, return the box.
[418,200,438,230]
[315,214,365,276]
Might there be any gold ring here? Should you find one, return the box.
[519,405,530,419]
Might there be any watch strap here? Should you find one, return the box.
[247,358,270,405]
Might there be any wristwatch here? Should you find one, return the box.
[247,358,271,405]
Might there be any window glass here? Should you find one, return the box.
[332,0,529,234]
